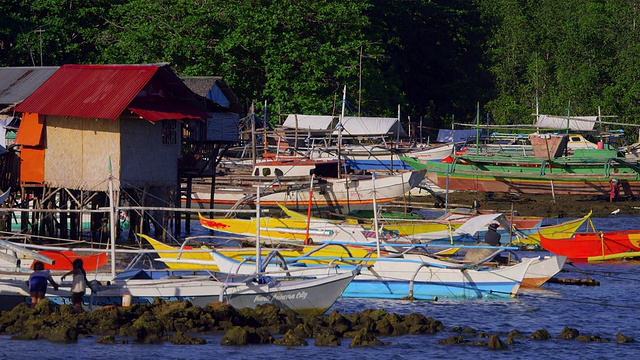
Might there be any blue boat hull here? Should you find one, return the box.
[342,279,518,300]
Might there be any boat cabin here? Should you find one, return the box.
[253,159,340,179]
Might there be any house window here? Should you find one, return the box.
[262,168,271,176]
[162,120,177,145]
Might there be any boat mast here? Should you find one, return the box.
[475,102,480,155]
[358,46,362,117]
[372,172,381,257]
[107,157,117,280]
[255,185,262,273]
[263,100,268,157]
[396,104,401,144]
[338,85,346,178]
[304,174,315,245]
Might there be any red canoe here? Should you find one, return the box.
[540,230,640,261]
[33,251,109,271]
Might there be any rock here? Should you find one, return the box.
[362,308,389,322]
[168,331,206,345]
[616,333,635,343]
[488,335,507,350]
[462,326,477,335]
[558,326,580,340]
[576,334,609,342]
[204,301,240,330]
[132,311,165,343]
[315,330,341,347]
[373,317,393,336]
[46,322,79,343]
[436,335,466,345]
[221,326,250,346]
[327,310,352,335]
[247,327,274,344]
[33,298,54,316]
[292,323,314,338]
[96,335,117,344]
[274,329,308,346]
[349,328,385,347]
[403,313,428,327]
[0,304,34,335]
[530,329,551,340]
[85,306,122,335]
[506,329,524,344]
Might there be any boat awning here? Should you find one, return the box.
[535,115,597,131]
[334,117,408,138]
[453,213,510,236]
[282,115,335,130]
[127,99,209,121]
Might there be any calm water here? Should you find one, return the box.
[1,215,639,359]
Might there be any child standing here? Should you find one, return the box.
[29,261,59,308]
[61,259,91,312]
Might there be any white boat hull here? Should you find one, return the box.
[212,251,532,300]
[186,170,426,212]
[0,270,357,316]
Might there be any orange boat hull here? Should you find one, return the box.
[35,251,108,271]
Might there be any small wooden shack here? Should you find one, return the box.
[12,63,237,240]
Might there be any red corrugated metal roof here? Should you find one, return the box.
[127,98,209,121]
[15,64,160,120]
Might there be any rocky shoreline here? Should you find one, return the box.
[403,192,640,218]
[0,299,634,349]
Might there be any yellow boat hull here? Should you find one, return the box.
[140,234,380,271]
[518,211,592,246]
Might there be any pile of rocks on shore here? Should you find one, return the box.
[0,299,634,349]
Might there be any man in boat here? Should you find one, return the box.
[484,222,501,246]
[610,179,620,202]
[463,223,503,264]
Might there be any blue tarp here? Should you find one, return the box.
[436,129,486,143]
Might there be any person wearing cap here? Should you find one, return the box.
[485,223,501,246]
[463,222,503,263]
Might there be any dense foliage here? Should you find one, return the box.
[1,0,639,135]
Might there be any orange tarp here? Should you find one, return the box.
[20,146,45,183]
[15,112,44,146]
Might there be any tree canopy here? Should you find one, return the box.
[2,0,639,135]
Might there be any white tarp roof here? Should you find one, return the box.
[282,115,335,130]
[333,116,408,137]
[453,213,510,236]
[535,115,597,132]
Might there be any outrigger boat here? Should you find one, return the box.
[540,230,640,262]
[186,157,426,212]
[0,237,359,315]
[514,211,593,247]
[139,233,381,271]
[401,133,640,197]
[209,243,534,300]
[0,265,358,315]
[198,211,460,245]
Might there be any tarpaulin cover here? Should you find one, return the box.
[20,146,45,183]
[535,115,597,131]
[15,112,44,146]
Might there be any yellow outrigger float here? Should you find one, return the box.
[139,234,382,271]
